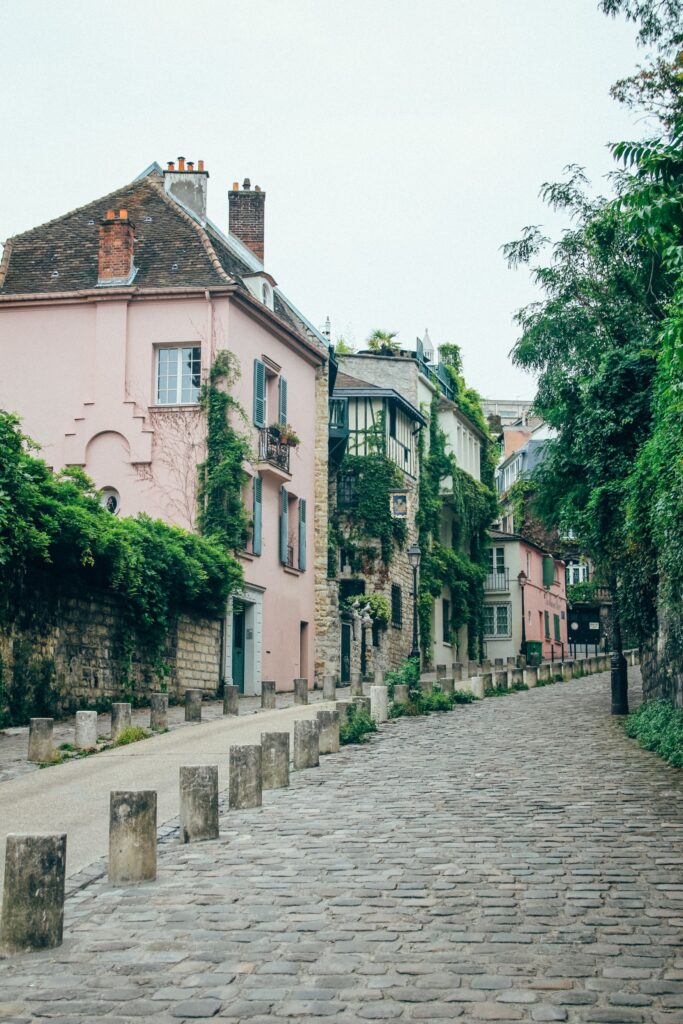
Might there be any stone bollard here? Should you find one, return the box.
[600,655,610,672]
[335,699,354,719]
[293,719,320,769]
[229,745,262,808]
[436,664,447,679]
[562,660,574,681]
[27,718,54,763]
[0,833,67,953]
[481,659,492,672]
[419,678,433,695]
[510,668,524,687]
[317,709,340,754]
[354,695,372,715]
[524,666,538,689]
[470,676,485,699]
[453,663,464,681]
[261,680,276,710]
[293,678,308,705]
[370,684,389,724]
[350,671,363,697]
[179,765,219,843]
[111,703,132,742]
[109,791,157,883]
[373,668,385,685]
[223,684,239,716]
[261,732,290,789]
[495,670,509,689]
[538,663,552,683]
[185,689,203,723]
[468,660,480,677]
[481,672,493,691]
[75,710,98,750]
[394,683,410,703]
[323,673,337,701]
[494,657,504,667]
[150,693,168,732]
[506,656,517,670]
[441,677,455,695]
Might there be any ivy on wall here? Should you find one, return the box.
[331,453,407,567]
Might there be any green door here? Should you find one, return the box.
[341,622,352,684]
[232,603,245,692]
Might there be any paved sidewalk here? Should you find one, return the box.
[1,667,683,1023]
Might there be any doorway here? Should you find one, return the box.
[232,601,246,692]
[341,621,352,684]
[299,621,309,680]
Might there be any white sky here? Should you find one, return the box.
[1,0,646,398]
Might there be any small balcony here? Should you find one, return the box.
[484,569,510,592]
[256,427,291,478]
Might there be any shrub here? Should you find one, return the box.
[385,656,420,700]
[624,700,683,767]
[113,725,150,747]
[340,706,377,744]
[452,689,478,704]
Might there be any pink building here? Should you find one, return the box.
[0,159,329,694]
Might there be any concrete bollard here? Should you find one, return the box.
[179,765,219,843]
[495,670,509,689]
[600,655,610,672]
[562,660,574,681]
[75,710,98,750]
[506,656,517,670]
[441,677,454,695]
[109,791,157,883]
[481,672,493,691]
[261,680,276,710]
[0,833,67,953]
[370,684,389,724]
[538,663,552,683]
[293,678,308,705]
[524,666,538,688]
[470,676,485,699]
[185,689,203,723]
[293,719,320,769]
[335,699,354,719]
[261,732,290,789]
[350,671,363,697]
[481,659,492,672]
[419,678,433,695]
[394,683,410,703]
[354,696,372,715]
[229,745,262,809]
[373,668,385,685]
[436,664,447,679]
[27,718,54,763]
[323,673,337,700]
[494,657,504,667]
[223,684,239,716]
[468,660,480,677]
[510,668,524,687]
[150,693,168,732]
[111,703,132,741]
[453,662,464,681]
[317,709,340,754]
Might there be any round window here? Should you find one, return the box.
[100,487,121,515]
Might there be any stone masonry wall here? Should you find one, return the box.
[0,587,221,718]
[313,360,333,685]
[640,599,683,708]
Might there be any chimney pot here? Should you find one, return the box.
[232,181,239,190]
[119,209,128,219]
[255,185,261,192]
[243,177,251,190]
[187,161,194,171]
[178,156,186,171]
[105,209,116,220]
[198,160,205,172]
[167,161,175,171]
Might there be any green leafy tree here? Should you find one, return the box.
[366,329,401,355]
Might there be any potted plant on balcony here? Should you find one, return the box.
[269,423,301,448]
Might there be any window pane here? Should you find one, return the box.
[483,606,494,635]
[180,347,201,403]
[157,348,178,404]
[496,605,509,635]
[496,547,505,571]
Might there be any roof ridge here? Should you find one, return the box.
[146,178,233,286]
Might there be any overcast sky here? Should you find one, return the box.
[1,0,646,398]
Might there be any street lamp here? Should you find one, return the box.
[408,542,422,661]
[517,570,528,661]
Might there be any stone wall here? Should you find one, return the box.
[313,361,333,684]
[640,601,683,708]
[0,587,221,721]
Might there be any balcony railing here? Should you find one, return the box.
[484,569,510,592]
[258,428,290,474]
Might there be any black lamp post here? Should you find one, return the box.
[517,570,528,660]
[408,542,422,661]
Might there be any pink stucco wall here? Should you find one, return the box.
[519,542,569,661]
[0,293,320,691]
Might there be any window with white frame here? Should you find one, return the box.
[483,603,511,637]
[565,559,589,586]
[156,346,201,405]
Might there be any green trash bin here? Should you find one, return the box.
[525,641,543,666]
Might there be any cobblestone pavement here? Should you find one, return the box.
[0,689,348,785]
[1,667,683,1024]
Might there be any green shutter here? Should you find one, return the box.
[554,614,561,642]
[544,610,550,638]
[542,555,555,588]
[253,359,266,427]
[278,376,288,425]
[253,476,262,556]
[298,498,307,571]
[279,486,289,564]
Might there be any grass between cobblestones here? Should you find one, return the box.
[624,698,683,767]
[339,706,377,744]
[389,688,478,718]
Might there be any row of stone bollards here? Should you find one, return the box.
[0,691,370,956]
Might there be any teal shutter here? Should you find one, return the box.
[253,359,266,427]
[298,498,307,571]
[279,487,289,564]
[278,376,288,425]
[252,476,262,556]
[542,555,555,588]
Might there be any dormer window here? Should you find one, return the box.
[262,282,271,307]
[243,272,276,310]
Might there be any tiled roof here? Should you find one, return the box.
[334,371,382,391]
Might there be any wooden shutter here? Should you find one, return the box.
[278,376,288,425]
[252,476,262,556]
[542,555,555,588]
[298,498,307,571]
[279,487,289,564]
[253,359,266,427]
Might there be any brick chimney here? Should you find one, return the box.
[98,209,135,285]
[163,156,209,222]
[228,178,265,262]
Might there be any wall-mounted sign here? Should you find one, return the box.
[389,489,408,519]
[589,621,600,630]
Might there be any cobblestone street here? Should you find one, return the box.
[1,667,682,1023]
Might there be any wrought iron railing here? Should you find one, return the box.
[484,569,510,592]
[258,428,290,473]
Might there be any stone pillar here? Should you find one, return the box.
[495,657,504,667]
[468,660,479,677]
[394,684,410,703]
[150,693,168,732]
[562,661,574,681]
[481,672,493,691]
[350,671,363,697]
[370,684,388,724]
[335,698,354,718]
[229,745,262,809]
[261,680,276,710]
[111,703,131,741]
[293,720,320,769]
[441,677,454,695]
[419,678,432,695]
[317,709,340,754]
[261,732,290,789]
[223,684,239,716]
[323,673,336,700]
[179,765,219,843]
[436,664,447,679]
[0,833,67,953]
[354,696,372,715]
[27,718,54,763]
[524,667,538,688]
[481,659,492,672]
[495,670,509,689]
[185,689,203,722]
[109,791,157,883]
[470,676,485,699]
[510,668,524,687]
[75,710,98,750]
[453,663,464,681]
[538,663,552,683]
[507,656,517,669]
[373,668,385,685]
[293,678,308,705]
